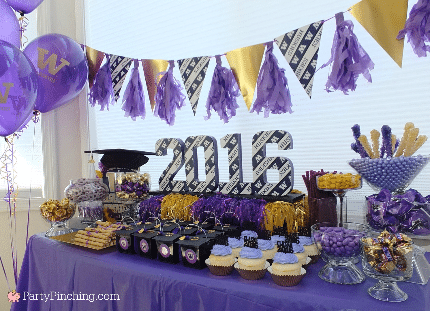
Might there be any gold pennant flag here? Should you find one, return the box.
[142,59,169,111]
[86,46,105,88]
[226,44,265,110]
[350,0,408,67]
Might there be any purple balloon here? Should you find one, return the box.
[23,33,88,113]
[6,0,43,14]
[0,40,38,137]
[0,0,20,47]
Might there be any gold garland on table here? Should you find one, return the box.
[160,194,199,221]
[263,190,309,233]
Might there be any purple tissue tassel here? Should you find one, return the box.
[122,60,146,121]
[205,55,240,123]
[397,0,430,57]
[154,60,186,126]
[250,41,293,117]
[320,13,374,94]
[88,55,115,111]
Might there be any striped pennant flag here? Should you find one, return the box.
[110,55,133,101]
[275,21,323,98]
[177,56,210,115]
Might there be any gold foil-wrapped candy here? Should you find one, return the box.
[40,198,75,223]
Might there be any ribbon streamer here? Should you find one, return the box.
[204,55,240,123]
[89,55,115,111]
[397,0,430,57]
[154,60,186,126]
[121,60,146,121]
[18,14,29,49]
[320,13,374,94]
[251,41,293,118]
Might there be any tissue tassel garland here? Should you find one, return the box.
[204,55,240,123]
[121,60,146,121]
[321,13,374,94]
[397,0,430,57]
[88,54,115,111]
[250,41,293,118]
[154,60,186,126]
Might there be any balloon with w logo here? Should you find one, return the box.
[0,40,38,137]
[23,33,88,113]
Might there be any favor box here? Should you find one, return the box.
[116,228,138,254]
[153,233,182,264]
[176,237,214,269]
[133,229,159,259]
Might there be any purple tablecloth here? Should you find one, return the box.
[11,234,430,311]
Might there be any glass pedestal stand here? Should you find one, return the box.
[45,220,73,237]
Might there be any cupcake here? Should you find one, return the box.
[299,236,319,257]
[258,239,277,261]
[269,240,306,286]
[228,237,243,258]
[208,244,235,266]
[292,243,308,265]
[235,237,268,280]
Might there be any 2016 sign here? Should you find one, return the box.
[155,130,294,196]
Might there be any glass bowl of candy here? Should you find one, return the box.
[115,172,151,201]
[311,222,367,284]
[40,198,76,237]
[361,231,414,302]
[348,155,430,194]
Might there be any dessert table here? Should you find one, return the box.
[12,233,430,311]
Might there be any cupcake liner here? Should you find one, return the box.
[302,256,313,270]
[234,261,269,280]
[308,254,320,265]
[268,267,306,287]
[205,259,235,276]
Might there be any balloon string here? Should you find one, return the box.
[18,14,29,50]
[0,256,10,292]
[26,124,37,245]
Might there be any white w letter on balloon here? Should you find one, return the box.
[37,48,70,75]
[0,83,14,104]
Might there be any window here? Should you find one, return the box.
[85,1,430,218]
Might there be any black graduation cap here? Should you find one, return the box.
[85,149,155,171]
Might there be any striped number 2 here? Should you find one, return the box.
[252,130,294,196]
[155,138,188,192]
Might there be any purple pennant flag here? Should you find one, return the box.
[110,55,132,101]
[397,0,430,57]
[205,55,240,123]
[320,13,374,94]
[154,60,186,126]
[122,60,146,121]
[177,56,210,115]
[275,21,323,98]
[250,41,293,118]
[88,55,115,111]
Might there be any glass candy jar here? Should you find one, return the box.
[64,178,109,222]
[40,198,76,237]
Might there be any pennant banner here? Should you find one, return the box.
[177,56,210,115]
[142,59,169,110]
[275,21,323,98]
[226,44,265,110]
[86,46,105,89]
[110,55,132,101]
[350,0,408,67]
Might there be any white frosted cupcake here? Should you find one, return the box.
[258,239,277,260]
[228,237,243,258]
